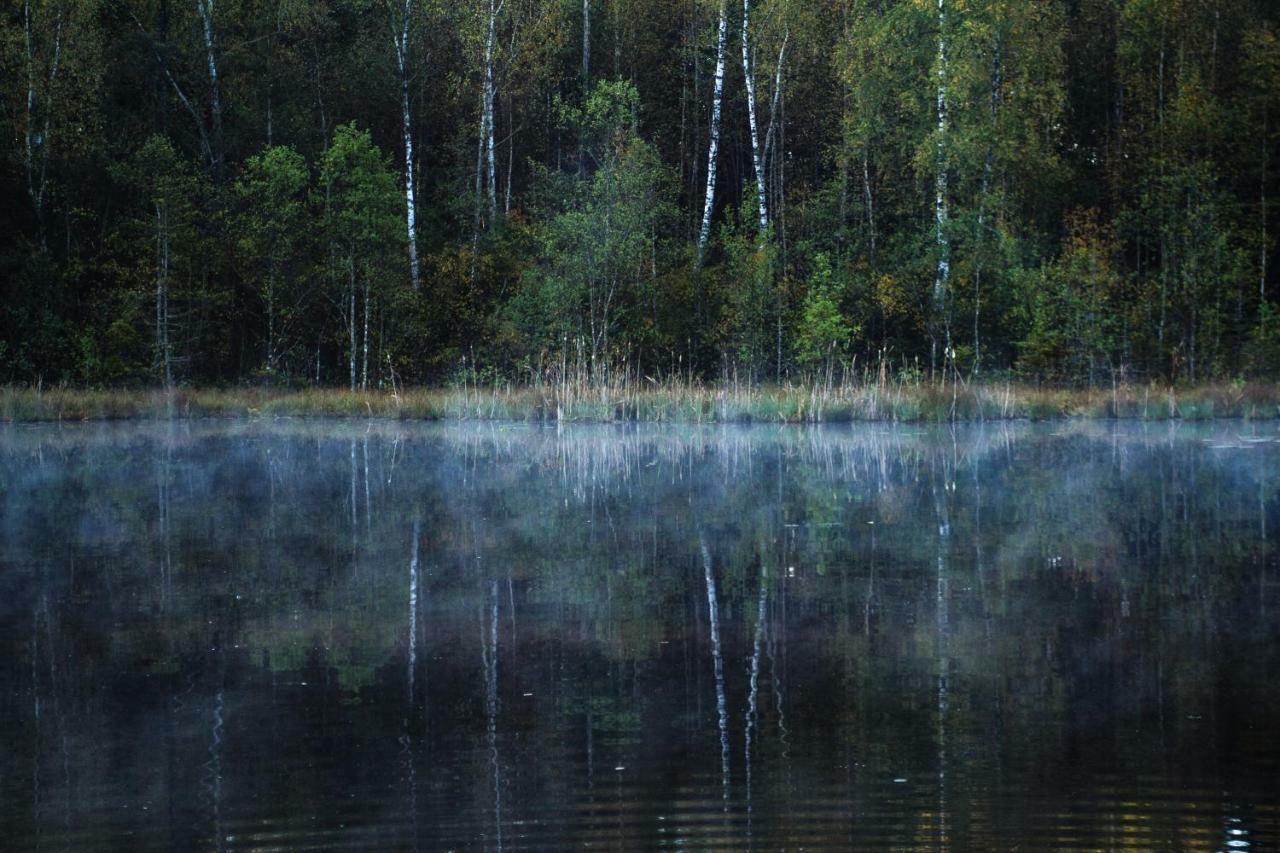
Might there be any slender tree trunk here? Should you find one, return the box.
[1263,100,1269,307]
[474,90,485,245]
[156,201,173,389]
[266,270,275,374]
[483,0,500,225]
[972,35,1002,377]
[582,0,590,86]
[762,29,787,169]
[933,0,951,374]
[127,7,214,171]
[394,0,421,289]
[349,254,357,391]
[195,0,224,181]
[23,0,36,208]
[863,147,875,266]
[741,0,768,236]
[762,29,788,246]
[504,92,513,214]
[696,0,728,268]
[265,26,273,146]
[362,279,370,390]
[23,0,63,234]
[580,0,590,176]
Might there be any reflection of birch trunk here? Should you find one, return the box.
[744,563,768,835]
[399,516,422,849]
[349,439,358,562]
[933,465,951,847]
[698,531,729,812]
[363,435,372,534]
[481,579,503,851]
[159,441,173,610]
[204,687,225,852]
[408,517,420,698]
[31,600,44,830]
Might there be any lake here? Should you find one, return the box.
[1,420,1278,851]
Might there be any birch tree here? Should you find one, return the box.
[387,0,421,289]
[741,0,767,236]
[695,0,728,267]
[16,0,99,242]
[233,145,309,377]
[118,136,203,389]
[933,0,951,373]
[21,0,63,228]
[582,0,590,85]
[193,0,224,181]
[482,0,503,225]
[321,124,405,390]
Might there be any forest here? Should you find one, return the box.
[3,0,1280,390]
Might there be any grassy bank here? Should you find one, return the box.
[5,378,1280,424]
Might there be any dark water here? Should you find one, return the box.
[2,420,1279,851]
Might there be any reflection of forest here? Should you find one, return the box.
[2,421,1278,850]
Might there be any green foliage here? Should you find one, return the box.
[105,135,211,385]
[1245,302,1280,377]
[509,81,673,367]
[0,0,1277,387]
[795,253,855,371]
[234,145,311,376]
[1016,211,1124,384]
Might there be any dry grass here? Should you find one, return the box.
[5,374,1280,424]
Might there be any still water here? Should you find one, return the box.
[1,420,1278,851]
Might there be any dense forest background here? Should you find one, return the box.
[3,0,1279,388]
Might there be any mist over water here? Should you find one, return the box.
[1,420,1278,851]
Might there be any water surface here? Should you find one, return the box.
[2,420,1278,851]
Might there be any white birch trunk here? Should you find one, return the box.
[483,0,501,224]
[474,90,486,242]
[696,0,729,268]
[195,0,224,178]
[762,29,787,165]
[362,280,370,390]
[394,0,421,289]
[582,0,590,85]
[23,0,38,212]
[266,272,275,374]
[762,27,788,226]
[933,0,951,362]
[741,0,768,236]
[23,1,63,223]
[349,254,357,391]
[1263,101,1269,305]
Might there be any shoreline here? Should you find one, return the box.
[5,382,1280,424]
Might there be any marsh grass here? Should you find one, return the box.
[4,376,1279,424]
